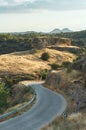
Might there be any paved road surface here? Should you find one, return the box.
[0,83,67,130]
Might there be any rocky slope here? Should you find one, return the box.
[48,45,81,54]
[45,69,86,111]
[72,56,86,87]
[32,37,71,49]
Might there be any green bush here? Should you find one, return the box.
[41,52,50,61]
[41,69,49,80]
[62,61,71,68]
[0,83,9,113]
[4,75,15,88]
[50,63,60,70]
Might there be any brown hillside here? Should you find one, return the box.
[0,48,76,74]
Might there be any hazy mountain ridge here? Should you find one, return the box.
[6,28,72,35]
[50,28,72,34]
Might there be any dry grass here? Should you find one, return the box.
[42,113,86,130]
[67,112,82,122]
[57,44,80,48]
[42,83,86,130]
[0,48,76,74]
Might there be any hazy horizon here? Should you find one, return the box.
[0,0,86,32]
[0,27,85,33]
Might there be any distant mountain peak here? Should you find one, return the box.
[52,28,61,31]
[50,28,72,34]
[62,28,72,32]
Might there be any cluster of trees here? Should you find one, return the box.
[0,74,20,113]
[0,73,36,113]
[0,30,86,54]
[0,83,9,113]
[0,32,51,54]
[0,33,33,54]
[0,33,47,54]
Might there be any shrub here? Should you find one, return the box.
[41,69,49,80]
[41,52,50,61]
[62,61,71,68]
[50,63,60,70]
[4,75,15,88]
[0,83,9,113]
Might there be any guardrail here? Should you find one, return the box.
[0,92,36,120]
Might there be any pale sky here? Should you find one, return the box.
[0,0,86,32]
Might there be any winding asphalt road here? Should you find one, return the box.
[0,82,67,130]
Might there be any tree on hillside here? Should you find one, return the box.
[41,52,50,61]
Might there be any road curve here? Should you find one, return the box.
[0,82,67,130]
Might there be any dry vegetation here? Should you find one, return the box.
[0,48,76,74]
[0,83,35,122]
[42,112,86,130]
[42,69,86,130]
[0,83,34,114]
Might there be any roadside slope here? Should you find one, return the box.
[0,83,67,130]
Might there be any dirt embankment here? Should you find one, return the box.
[42,69,86,130]
[45,69,86,112]
[31,37,71,49]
